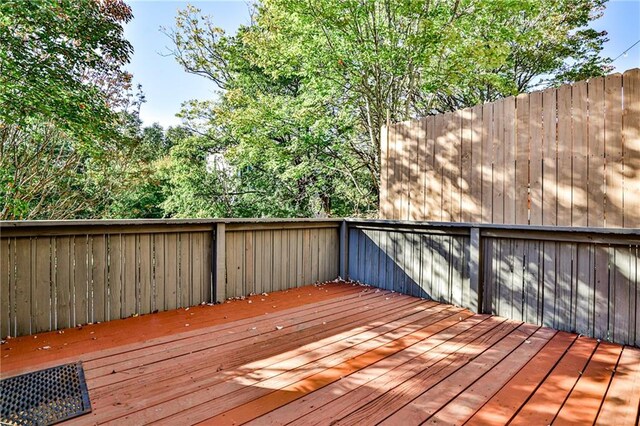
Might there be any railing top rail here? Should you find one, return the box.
[344,218,640,235]
[0,218,342,237]
[1,217,637,242]
[0,217,343,228]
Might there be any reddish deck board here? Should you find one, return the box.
[1,281,357,376]
[1,282,638,426]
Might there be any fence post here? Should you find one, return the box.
[469,227,482,313]
[339,220,349,279]
[214,223,226,303]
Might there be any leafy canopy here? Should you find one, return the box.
[164,0,610,217]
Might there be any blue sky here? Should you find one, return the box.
[124,0,640,127]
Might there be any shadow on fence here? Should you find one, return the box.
[346,221,639,347]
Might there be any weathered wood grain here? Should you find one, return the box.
[379,71,639,228]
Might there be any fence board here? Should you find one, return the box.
[138,234,152,314]
[122,234,137,316]
[424,116,437,219]
[594,245,610,339]
[108,234,122,319]
[273,230,284,291]
[542,240,556,328]
[380,124,389,218]
[163,233,178,310]
[542,88,558,226]
[179,233,191,308]
[588,77,606,227]
[572,81,589,226]
[504,97,517,224]
[408,119,420,220]
[435,113,446,221]
[557,84,573,227]
[605,74,624,227]
[190,233,202,305]
[91,235,106,323]
[398,121,409,221]
[470,105,483,223]
[493,99,505,223]
[530,92,544,225]
[612,246,631,344]
[623,69,640,227]
[74,236,89,327]
[575,244,593,336]
[389,123,400,220]
[54,237,71,330]
[481,103,493,223]
[416,118,428,221]
[461,109,472,222]
[516,94,529,225]
[450,111,462,222]
[0,240,7,335]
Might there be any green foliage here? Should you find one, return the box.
[0,0,612,220]
[0,0,134,150]
[0,0,150,220]
[165,0,609,218]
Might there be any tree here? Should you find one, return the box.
[168,0,610,216]
[0,0,146,219]
[0,0,134,146]
[166,6,378,217]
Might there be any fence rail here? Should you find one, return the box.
[380,69,640,228]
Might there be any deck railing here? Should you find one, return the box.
[345,220,640,347]
[1,219,638,347]
[0,219,340,337]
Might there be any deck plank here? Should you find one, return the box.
[554,341,622,425]
[596,346,640,425]
[465,331,577,425]
[84,290,399,382]
[0,282,637,426]
[377,323,542,425]
[87,293,417,394]
[171,307,474,425]
[330,319,522,425]
[425,327,557,424]
[259,315,500,426]
[0,283,360,376]
[86,298,437,424]
[508,336,599,425]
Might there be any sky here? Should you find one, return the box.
[124,1,252,126]
[124,0,640,127]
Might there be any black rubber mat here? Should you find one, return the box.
[0,362,91,425]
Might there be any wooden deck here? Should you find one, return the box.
[2,282,639,425]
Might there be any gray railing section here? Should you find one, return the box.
[344,220,640,347]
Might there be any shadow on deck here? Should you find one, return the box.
[1,282,639,425]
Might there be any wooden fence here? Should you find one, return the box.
[2,218,638,346]
[345,220,640,347]
[380,69,640,228]
[0,219,340,337]
[221,221,340,299]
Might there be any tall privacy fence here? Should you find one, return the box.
[0,219,340,337]
[380,69,640,227]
